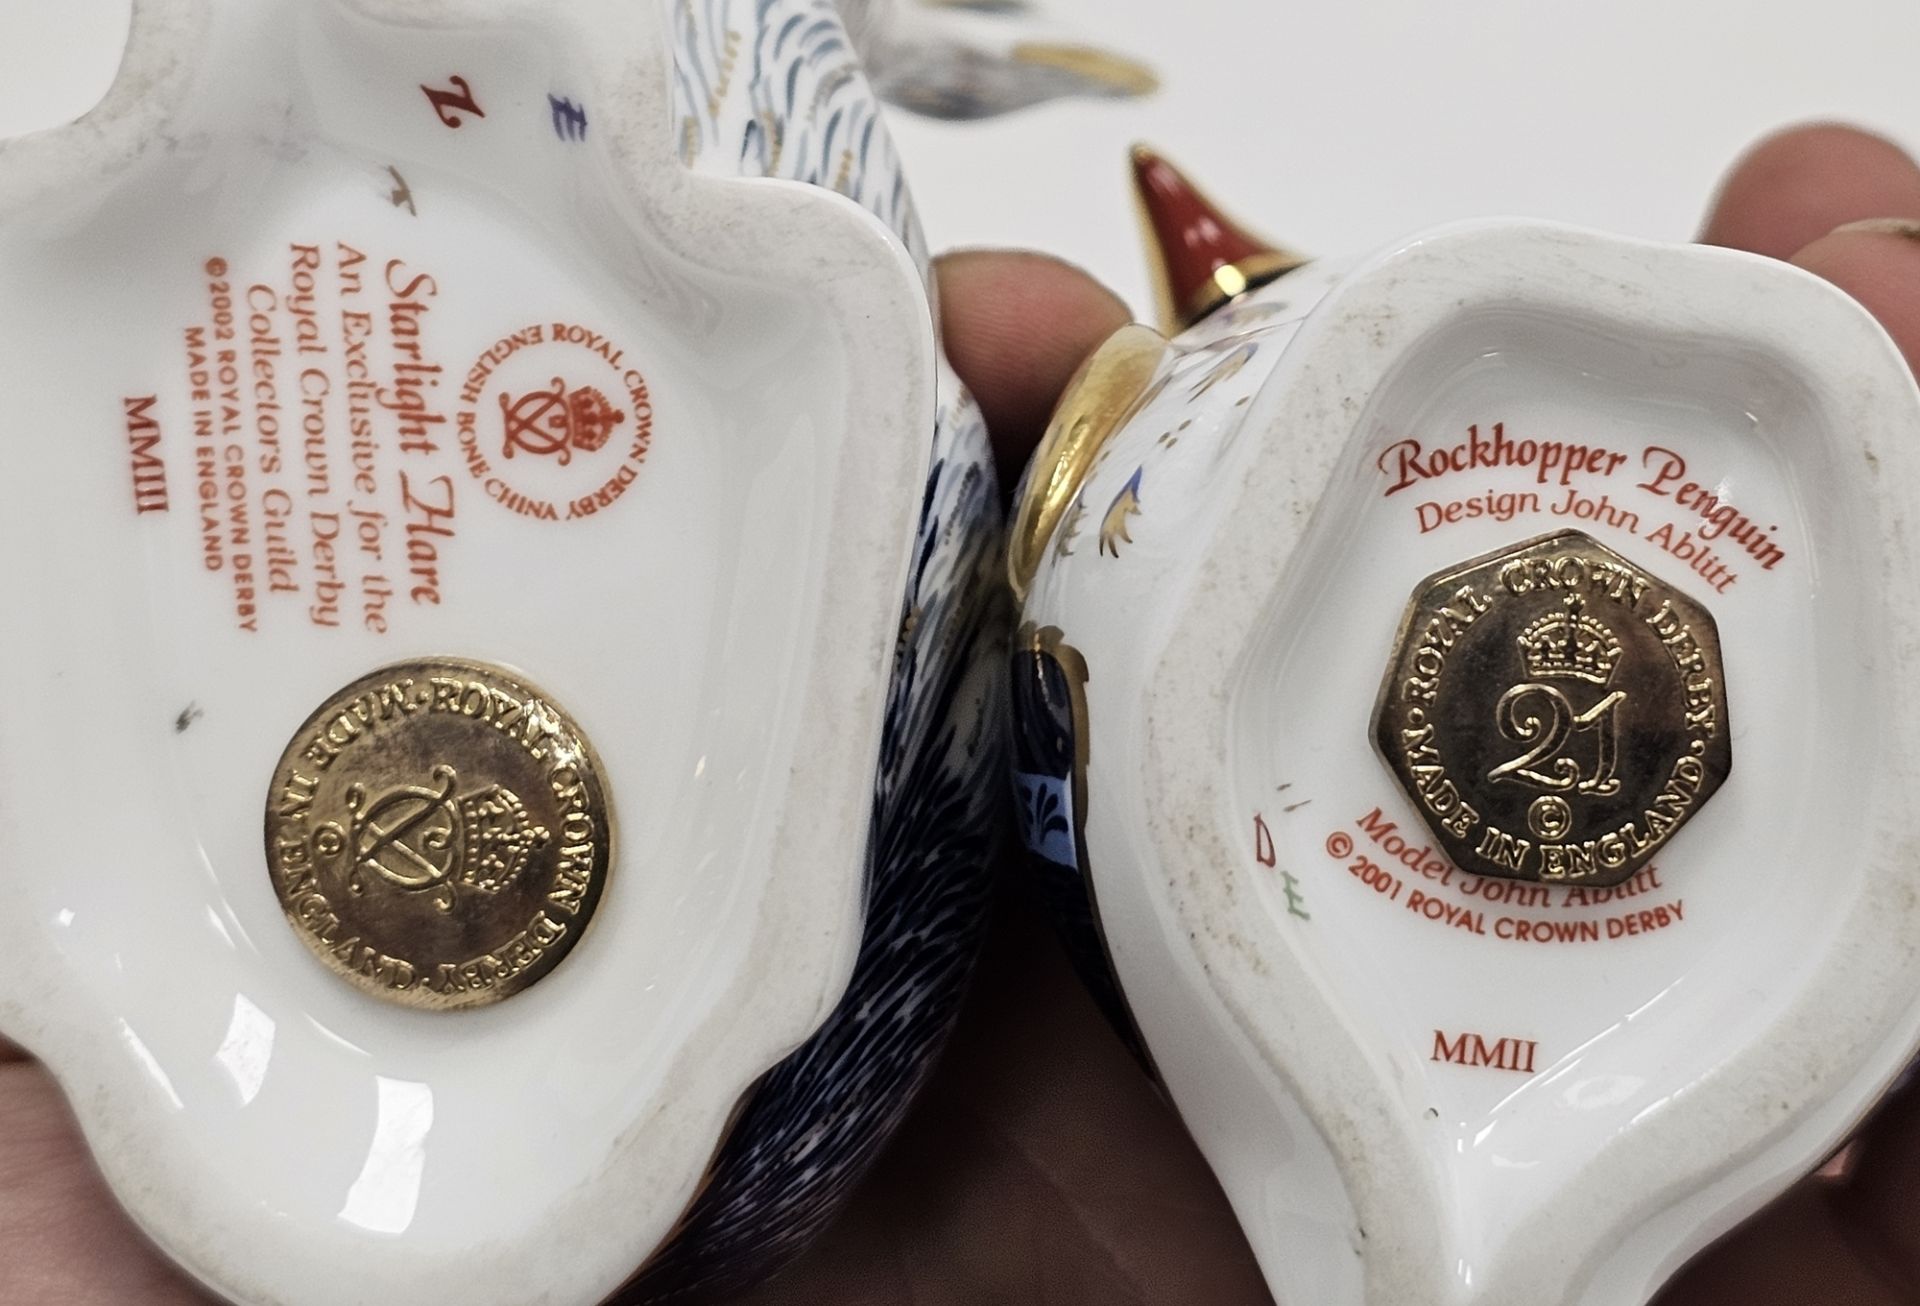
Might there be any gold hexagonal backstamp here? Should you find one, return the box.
[1370,530,1730,887]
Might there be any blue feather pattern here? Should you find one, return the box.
[623,2,1003,1298]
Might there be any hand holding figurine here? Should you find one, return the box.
[734,122,1920,1306]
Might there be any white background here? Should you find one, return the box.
[884,0,1920,311]
[4,2,1919,322]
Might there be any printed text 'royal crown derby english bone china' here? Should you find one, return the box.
[1010,149,1920,1306]
[0,1,1004,1303]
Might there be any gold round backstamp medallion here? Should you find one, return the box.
[1371,530,1730,888]
[266,658,612,1011]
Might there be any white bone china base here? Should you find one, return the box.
[1019,224,1920,1305]
[0,2,937,1303]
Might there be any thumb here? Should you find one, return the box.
[1789,222,1920,380]
[934,250,1133,493]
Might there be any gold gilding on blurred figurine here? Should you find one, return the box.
[1181,248,1312,327]
[1009,43,1160,98]
[1008,323,1171,603]
[1013,149,1304,599]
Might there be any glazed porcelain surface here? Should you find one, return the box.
[0,1,1002,1304]
[1014,222,1920,1305]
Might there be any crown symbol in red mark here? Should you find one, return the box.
[564,385,623,453]
[500,377,627,465]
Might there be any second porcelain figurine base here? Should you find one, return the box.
[1017,214,1920,1305]
[0,1,1006,1303]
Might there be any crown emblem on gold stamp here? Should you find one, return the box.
[1371,530,1730,886]
[500,377,626,464]
[267,659,612,1010]
[1518,595,1622,686]
[335,765,552,912]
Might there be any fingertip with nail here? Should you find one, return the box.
[1789,219,1920,377]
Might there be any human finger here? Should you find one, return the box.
[934,250,1133,492]
[1789,224,1920,377]
[0,1062,212,1303]
[1701,124,1920,261]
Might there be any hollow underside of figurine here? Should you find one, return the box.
[1039,223,1920,1306]
[0,2,936,1303]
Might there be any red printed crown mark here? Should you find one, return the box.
[500,377,626,466]
[564,384,623,454]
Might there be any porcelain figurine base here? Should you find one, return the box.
[0,1,1005,1303]
[1015,222,1920,1305]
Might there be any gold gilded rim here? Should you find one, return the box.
[1178,249,1313,330]
[264,657,614,1012]
[1007,322,1172,604]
